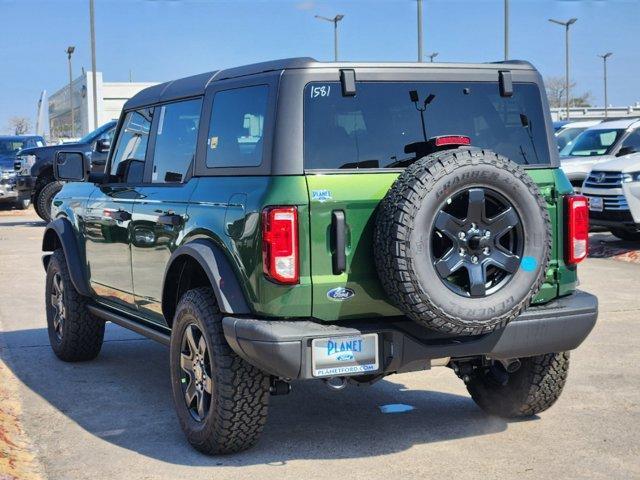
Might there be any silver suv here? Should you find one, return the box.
[561,118,640,192]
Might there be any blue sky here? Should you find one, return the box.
[1,0,639,134]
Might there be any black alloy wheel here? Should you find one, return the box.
[432,187,523,298]
[50,271,66,341]
[179,323,213,422]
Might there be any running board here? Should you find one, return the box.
[88,305,171,346]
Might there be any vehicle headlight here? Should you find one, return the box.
[622,171,640,183]
[15,154,36,172]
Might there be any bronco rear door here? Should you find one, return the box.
[303,78,558,321]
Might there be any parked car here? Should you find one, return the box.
[553,120,569,132]
[560,118,640,192]
[554,120,600,151]
[582,151,640,241]
[44,58,597,454]
[0,135,45,209]
[14,120,116,222]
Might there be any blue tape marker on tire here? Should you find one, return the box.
[521,256,537,272]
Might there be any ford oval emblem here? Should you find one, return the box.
[327,287,355,301]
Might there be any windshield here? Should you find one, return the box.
[304,81,551,169]
[0,140,26,157]
[560,128,624,157]
[555,127,587,151]
[78,122,115,144]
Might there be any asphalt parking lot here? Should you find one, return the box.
[1,208,639,480]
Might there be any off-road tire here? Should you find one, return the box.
[45,249,105,361]
[374,149,551,336]
[466,352,570,418]
[611,228,640,242]
[36,181,62,223]
[170,287,270,455]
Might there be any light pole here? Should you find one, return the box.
[427,52,438,63]
[66,46,75,137]
[89,0,98,131]
[549,17,577,120]
[598,52,613,118]
[315,14,345,61]
[504,0,509,60]
[417,0,423,62]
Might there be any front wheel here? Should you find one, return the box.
[466,352,570,418]
[36,181,62,222]
[15,198,30,210]
[170,287,270,455]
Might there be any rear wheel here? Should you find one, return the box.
[36,181,62,222]
[611,228,640,242]
[466,352,570,418]
[45,249,105,361]
[170,287,270,455]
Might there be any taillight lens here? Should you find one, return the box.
[565,195,589,265]
[262,206,299,284]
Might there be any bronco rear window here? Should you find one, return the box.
[304,81,551,169]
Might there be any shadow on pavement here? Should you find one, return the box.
[0,220,46,228]
[589,232,640,263]
[1,326,511,466]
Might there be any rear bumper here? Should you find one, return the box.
[222,290,598,380]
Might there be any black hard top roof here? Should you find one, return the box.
[124,57,536,111]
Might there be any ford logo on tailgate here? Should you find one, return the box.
[327,287,355,301]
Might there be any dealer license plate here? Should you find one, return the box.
[588,196,604,212]
[311,334,379,378]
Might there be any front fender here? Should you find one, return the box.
[42,218,91,296]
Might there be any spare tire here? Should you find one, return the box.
[374,149,551,336]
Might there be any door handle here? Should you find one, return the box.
[157,213,182,227]
[104,209,131,222]
[331,210,346,275]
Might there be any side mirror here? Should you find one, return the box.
[616,146,637,157]
[54,151,90,182]
[96,139,111,153]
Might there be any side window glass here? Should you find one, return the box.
[206,85,268,168]
[110,109,152,183]
[151,99,202,183]
[622,130,640,151]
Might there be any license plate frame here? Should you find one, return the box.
[311,334,379,378]
[589,196,604,212]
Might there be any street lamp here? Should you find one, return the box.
[66,46,75,137]
[504,0,509,60]
[315,14,345,61]
[417,0,423,62]
[427,52,439,63]
[598,52,613,118]
[89,0,98,131]
[549,17,577,120]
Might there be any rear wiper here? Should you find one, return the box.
[519,114,540,164]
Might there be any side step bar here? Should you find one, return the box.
[88,305,171,346]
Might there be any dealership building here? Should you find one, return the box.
[48,71,156,139]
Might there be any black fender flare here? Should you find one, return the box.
[162,239,250,318]
[42,218,91,297]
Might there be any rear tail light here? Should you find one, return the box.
[262,206,299,284]
[565,195,589,265]
[433,135,471,147]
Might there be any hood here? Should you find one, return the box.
[560,155,615,168]
[589,152,640,173]
[18,142,92,157]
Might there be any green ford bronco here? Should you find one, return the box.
[44,58,597,454]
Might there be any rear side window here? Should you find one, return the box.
[304,81,551,169]
[151,98,202,183]
[205,85,268,168]
[110,108,153,183]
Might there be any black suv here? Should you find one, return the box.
[45,58,597,455]
[15,120,116,221]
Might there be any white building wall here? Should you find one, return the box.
[48,72,157,140]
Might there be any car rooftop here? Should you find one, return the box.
[125,56,537,111]
[589,118,640,129]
